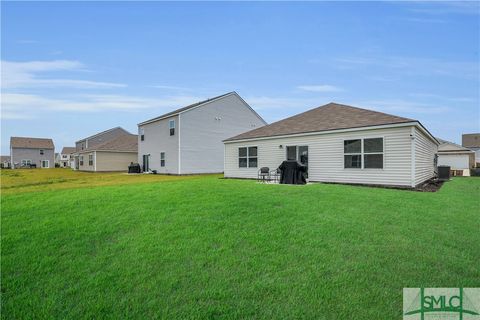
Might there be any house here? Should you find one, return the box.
[59,147,76,168]
[137,92,266,174]
[74,127,137,172]
[1,155,11,168]
[462,133,480,166]
[55,153,60,166]
[223,102,439,188]
[10,137,55,169]
[437,138,475,174]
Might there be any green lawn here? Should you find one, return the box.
[1,175,479,319]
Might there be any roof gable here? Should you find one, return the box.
[76,127,129,144]
[10,137,54,149]
[138,91,266,126]
[61,147,76,154]
[225,102,415,141]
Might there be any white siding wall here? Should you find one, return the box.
[138,115,179,174]
[180,94,266,174]
[225,126,414,187]
[437,154,470,170]
[414,127,438,186]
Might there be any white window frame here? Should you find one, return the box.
[41,160,49,168]
[160,152,165,167]
[343,137,384,170]
[21,159,32,166]
[88,154,94,166]
[39,149,44,155]
[79,155,84,166]
[238,146,258,168]
[169,119,175,136]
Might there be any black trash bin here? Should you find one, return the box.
[438,165,451,181]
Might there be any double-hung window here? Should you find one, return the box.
[40,149,44,155]
[139,128,145,141]
[88,154,94,166]
[238,147,257,168]
[169,120,175,136]
[160,152,165,167]
[79,155,84,166]
[344,138,383,169]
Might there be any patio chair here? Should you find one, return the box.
[270,168,281,184]
[258,167,270,183]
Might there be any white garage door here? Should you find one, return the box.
[438,154,469,170]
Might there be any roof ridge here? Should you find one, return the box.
[138,91,237,125]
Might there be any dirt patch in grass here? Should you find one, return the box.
[415,179,444,192]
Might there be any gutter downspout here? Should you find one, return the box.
[178,114,181,175]
[94,151,97,172]
[411,126,416,188]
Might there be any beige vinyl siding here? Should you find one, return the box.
[77,152,95,171]
[414,127,437,186]
[225,126,413,187]
[95,151,137,172]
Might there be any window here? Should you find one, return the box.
[79,155,84,166]
[160,152,165,167]
[88,154,94,166]
[139,128,145,141]
[364,138,383,169]
[21,159,32,166]
[238,147,257,168]
[344,139,362,168]
[344,138,383,169]
[40,149,44,155]
[169,120,175,136]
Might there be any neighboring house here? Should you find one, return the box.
[74,127,137,172]
[1,155,11,168]
[437,138,475,171]
[10,137,55,169]
[60,147,76,168]
[224,102,439,188]
[55,153,60,166]
[138,92,266,174]
[462,133,480,165]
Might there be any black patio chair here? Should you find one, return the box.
[258,167,270,183]
[270,168,281,183]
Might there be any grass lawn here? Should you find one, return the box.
[1,172,479,319]
[0,168,207,195]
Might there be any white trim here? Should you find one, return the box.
[94,151,97,171]
[178,113,181,174]
[41,160,49,168]
[77,150,137,154]
[225,121,420,144]
[225,121,439,146]
[411,126,416,188]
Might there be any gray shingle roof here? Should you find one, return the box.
[61,147,76,154]
[78,134,138,153]
[225,102,415,142]
[10,137,54,149]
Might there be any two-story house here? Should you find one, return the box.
[10,137,55,169]
[137,92,266,174]
[59,147,76,168]
[74,127,137,172]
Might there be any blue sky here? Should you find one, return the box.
[1,1,479,154]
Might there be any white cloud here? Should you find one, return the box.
[297,85,343,93]
[150,85,191,91]
[1,93,205,120]
[1,60,126,89]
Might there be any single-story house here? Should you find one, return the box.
[138,91,266,174]
[10,137,55,169]
[437,138,475,173]
[224,102,439,188]
[59,147,76,168]
[462,133,480,166]
[74,127,137,172]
